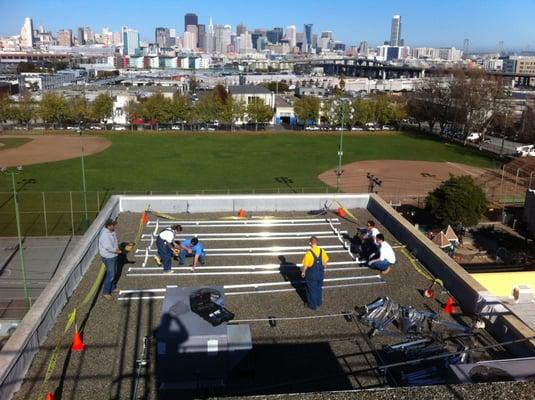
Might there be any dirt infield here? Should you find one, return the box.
[0,135,112,167]
[319,160,490,203]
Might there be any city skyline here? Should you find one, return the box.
[1,0,535,51]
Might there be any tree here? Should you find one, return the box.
[246,99,274,130]
[38,92,68,127]
[351,99,375,127]
[339,74,346,92]
[124,100,142,131]
[11,93,35,129]
[294,96,320,126]
[90,93,114,124]
[65,96,89,125]
[171,94,192,127]
[0,95,11,124]
[263,81,290,92]
[426,175,488,227]
[193,91,220,124]
[519,105,535,143]
[449,69,508,140]
[408,79,448,133]
[138,92,174,129]
[188,75,198,93]
[220,98,246,130]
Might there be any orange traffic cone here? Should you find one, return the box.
[337,207,347,218]
[443,297,455,314]
[71,330,85,351]
[238,209,246,218]
[424,288,434,299]
[45,392,55,400]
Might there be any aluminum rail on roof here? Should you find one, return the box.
[147,218,341,225]
[129,260,365,271]
[126,266,367,277]
[118,281,387,301]
[152,222,342,228]
[135,249,350,257]
[143,230,349,238]
[118,275,382,296]
[140,235,340,242]
[134,244,345,253]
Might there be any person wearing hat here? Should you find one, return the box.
[155,224,183,273]
[300,236,329,310]
[98,218,121,300]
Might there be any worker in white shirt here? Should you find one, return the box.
[367,234,396,275]
[155,224,182,273]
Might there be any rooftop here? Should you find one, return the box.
[2,194,535,400]
[228,85,272,95]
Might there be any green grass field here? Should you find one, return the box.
[0,137,32,150]
[0,131,500,236]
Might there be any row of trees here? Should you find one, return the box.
[0,92,114,128]
[293,95,408,127]
[0,85,276,130]
[124,85,274,130]
[408,69,512,140]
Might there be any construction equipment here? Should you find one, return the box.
[356,297,470,337]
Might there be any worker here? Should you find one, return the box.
[98,218,121,300]
[179,237,206,272]
[351,220,380,260]
[155,224,182,273]
[301,236,329,310]
[367,234,396,275]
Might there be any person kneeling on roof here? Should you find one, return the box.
[367,234,395,275]
[179,237,206,272]
[155,224,182,274]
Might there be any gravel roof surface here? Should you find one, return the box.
[13,210,524,400]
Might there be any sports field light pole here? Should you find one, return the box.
[1,166,31,308]
[78,124,89,230]
[333,100,354,192]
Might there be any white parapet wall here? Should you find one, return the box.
[119,194,371,213]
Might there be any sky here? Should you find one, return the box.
[1,0,535,51]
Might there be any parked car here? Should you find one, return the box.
[112,125,126,131]
[381,125,394,131]
[89,125,103,130]
[305,126,320,131]
[515,145,535,157]
[171,125,182,130]
[351,127,363,131]
[466,132,481,142]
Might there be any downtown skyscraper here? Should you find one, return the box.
[390,15,401,46]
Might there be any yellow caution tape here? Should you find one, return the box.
[40,263,106,397]
[152,211,177,221]
[401,247,444,288]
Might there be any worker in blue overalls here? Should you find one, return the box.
[301,236,329,310]
[179,237,206,272]
[155,224,182,274]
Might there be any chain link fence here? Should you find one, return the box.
[0,186,338,237]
